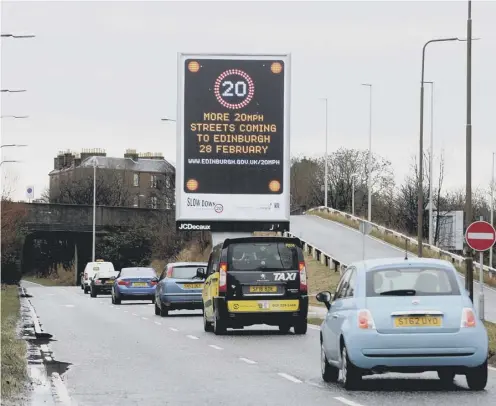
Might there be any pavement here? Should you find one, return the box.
[23,281,496,406]
[290,214,496,323]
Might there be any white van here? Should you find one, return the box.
[81,260,115,294]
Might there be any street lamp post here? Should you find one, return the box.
[1,89,26,93]
[417,37,463,257]
[424,81,435,246]
[321,98,329,208]
[0,115,29,119]
[161,118,176,122]
[491,152,495,268]
[351,174,356,216]
[0,160,21,166]
[1,33,35,38]
[92,162,96,262]
[1,144,27,148]
[362,84,372,222]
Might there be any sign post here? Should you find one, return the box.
[465,219,496,320]
[175,53,291,235]
[359,220,373,260]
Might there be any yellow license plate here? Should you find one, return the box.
[394,316,442,327]
[249,286,277,293]
[227,300,299,313]
[132,282,147,287]
[183,283,203,289]
[106,281,114,284]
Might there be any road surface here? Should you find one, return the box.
[24,281,496,406]
[290,214,496,323]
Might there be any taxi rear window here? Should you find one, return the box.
[227,242,300,271]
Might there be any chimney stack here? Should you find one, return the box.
[124,148,139,161]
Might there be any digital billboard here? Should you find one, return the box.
[175,54,291,232]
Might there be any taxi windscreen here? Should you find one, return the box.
[227,242,299,271]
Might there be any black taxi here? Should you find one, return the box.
[198,236,309,335]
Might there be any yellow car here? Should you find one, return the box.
[198,236,309,335]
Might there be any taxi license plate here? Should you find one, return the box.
[249,286,277,293]
[183,283,203,289]
[132,282,148,287]
[394,316,442,327]
[106,281,114,284]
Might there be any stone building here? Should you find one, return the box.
[49,149,175,209]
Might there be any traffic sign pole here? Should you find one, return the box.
[465,218,496,321]
[478,217,485,320]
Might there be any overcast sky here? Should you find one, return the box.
[1,0,495,202]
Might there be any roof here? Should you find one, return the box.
[50,155,175,175]
[350,257,455,271]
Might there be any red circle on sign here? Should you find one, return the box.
[465,221,496,252]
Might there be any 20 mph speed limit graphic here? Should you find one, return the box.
[175,53,291,232]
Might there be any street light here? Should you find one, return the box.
[417,36,468,257]
[351,174,357,216]
[320,98,329,208]
[1,89,26,93]
[424,81,435,246]
[1,33,35,38]
[161,118,176,122]
[0,160,21,166]
[1,115,29,119]
[362,84,372,222]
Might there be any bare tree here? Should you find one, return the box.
[51,171,132,206]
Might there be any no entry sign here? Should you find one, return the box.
[465,221,496,252]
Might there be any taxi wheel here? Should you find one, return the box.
[294,318,307,335]
[437,370,455,385]
[213,312,226,335]
[203,312,213,332]
[340,345,361,390]
[465,359,488,391]
[278,324,291,334]
[90,288,97,298]
[321,341,339,383]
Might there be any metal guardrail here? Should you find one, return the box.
[304,206,496,277]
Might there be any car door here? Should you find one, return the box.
[155,266,168,300]
[203,246,220,319]
[324,268,353,361]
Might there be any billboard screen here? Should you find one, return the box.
[175,54,291,232]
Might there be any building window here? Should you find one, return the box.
[151,196,158,209]
[150,175,157,189]
[165,198,171,210]
[133,173,139,187]
[133,195,139,207]
[165,176,171,189]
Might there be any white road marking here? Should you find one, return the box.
[186,335,199,340]
[123,310,128,313]
[334,397,365,406]
[99,302,105,304]
[307,324,320,330]
[169,327,179,332]
[239,357,257,364]
[51,372,72,405]
[209,345,223,350]
[63,304,74,308]
[142,317,148,320]
[277,372,302,383]
[154,321,161,325]
[110,306,114,309]
[307,381,323,388]
[132,313,138,316]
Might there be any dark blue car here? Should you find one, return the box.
[154,262,207,317]
[111,267,158,305]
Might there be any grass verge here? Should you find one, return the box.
[23,267,75,287]
[1,285,27,401]
[306,254,341,308]
[485,321,496,365]
[309,211,496,288]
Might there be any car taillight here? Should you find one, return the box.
[166,267,173,278]
[461,308,476,328]
[357,309,376,330]
[219,262,228,293]
[298,261,307,293]
[117,280,129,286]
[95,279,102,285]
[150,281,157,286]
